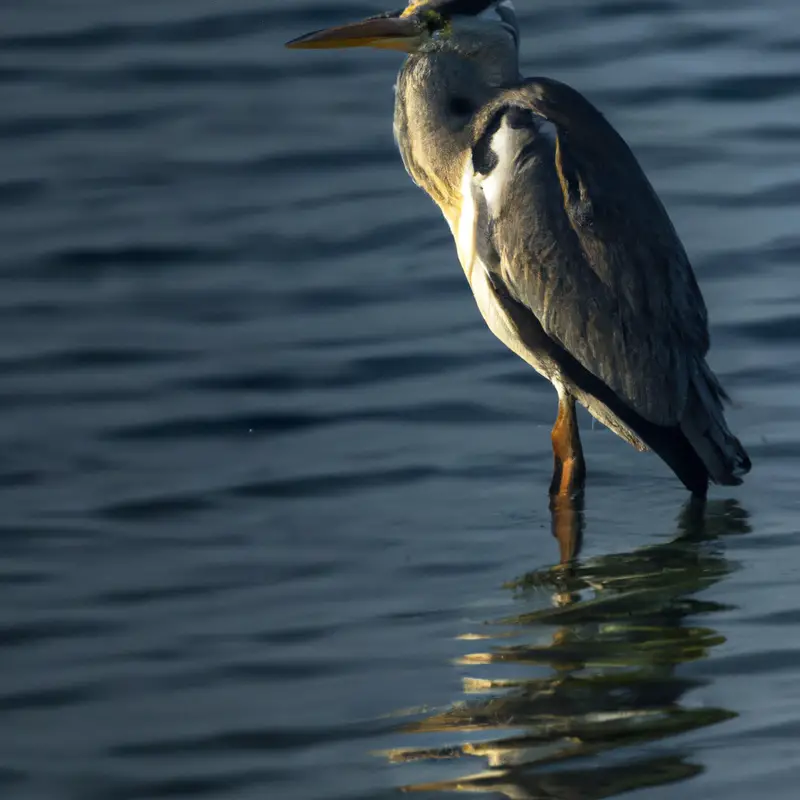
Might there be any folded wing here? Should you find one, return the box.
[470,78,710,428]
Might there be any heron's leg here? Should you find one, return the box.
[549,392,586,497]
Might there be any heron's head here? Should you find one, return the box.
[287,1,521,215]
[286,0,519,59]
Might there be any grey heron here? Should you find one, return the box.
[286,0,751,499]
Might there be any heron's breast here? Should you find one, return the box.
[449,157,554,380]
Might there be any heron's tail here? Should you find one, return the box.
[680,360,751,487]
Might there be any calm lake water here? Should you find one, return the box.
[3,0,800,798]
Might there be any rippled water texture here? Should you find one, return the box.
[3,1,800,798]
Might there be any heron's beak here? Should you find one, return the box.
[285,15,423,52]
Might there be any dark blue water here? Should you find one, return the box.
[3,1,800,798]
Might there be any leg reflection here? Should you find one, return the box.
[549,492,584,565]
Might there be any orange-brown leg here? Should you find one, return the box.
[549,391,586,498]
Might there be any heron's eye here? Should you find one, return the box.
[421,9,446,33]
[449,96,475,116]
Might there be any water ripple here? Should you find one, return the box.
[231,465,439,499]
[0,618,118,649]
[112,721,390,758]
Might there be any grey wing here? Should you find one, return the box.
[471,78,710,427]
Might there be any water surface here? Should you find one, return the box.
[2,1,800,798]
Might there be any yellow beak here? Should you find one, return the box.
[285,15,423,52]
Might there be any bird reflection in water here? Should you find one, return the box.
[385,497,750,797]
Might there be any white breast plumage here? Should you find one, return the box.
[458,112,557,264]
[449,108,559,377]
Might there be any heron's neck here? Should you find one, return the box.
[393,50,516,226]
[393,71,465,225]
